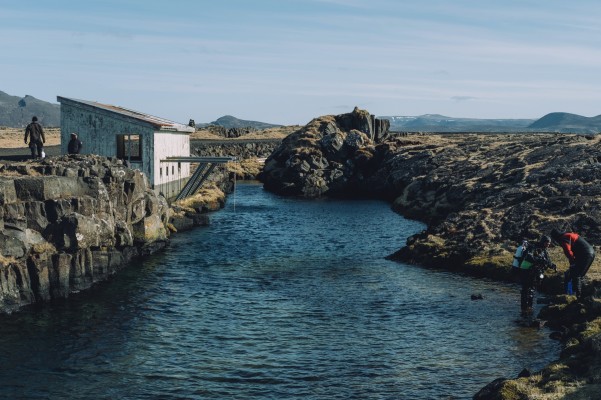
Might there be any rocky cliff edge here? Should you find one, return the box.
[0,155,173,314]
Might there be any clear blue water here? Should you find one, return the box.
[0,182,559,399]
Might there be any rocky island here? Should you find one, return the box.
[260,107,601,398]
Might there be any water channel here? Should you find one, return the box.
[0,182,559,399]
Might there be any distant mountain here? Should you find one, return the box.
[3,89,599,134]
[528,112,601,133]
[380,114,536,132]
[209,115,280,130]
[0,91,60,127]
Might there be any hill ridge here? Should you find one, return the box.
[0,90,60,127]
[528,112,601,132]
[209,115,280,130]
[1,89,599,133]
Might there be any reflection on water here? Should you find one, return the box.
[0,182,559,399]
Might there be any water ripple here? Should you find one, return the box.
[0,183,560,399]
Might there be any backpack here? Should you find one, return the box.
[512,240,528,268]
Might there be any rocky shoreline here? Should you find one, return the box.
[0,154,232,314]
[259,108,601,398]
[3,108,601,396]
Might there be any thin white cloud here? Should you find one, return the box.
[304,0,369,8]
[452,96,477,102]
[2,0,601,124]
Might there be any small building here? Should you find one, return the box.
[57,96,194,199]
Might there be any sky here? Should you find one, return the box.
[2,0,601,125]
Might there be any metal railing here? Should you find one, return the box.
[160,156,236,201]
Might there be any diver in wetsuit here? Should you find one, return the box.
[518,235,556,316]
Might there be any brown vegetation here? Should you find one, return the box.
[225,159,264,180]
[0,126,60,148]
[173,182,226,212]
[0,125,296,148]
[190,125,300,140]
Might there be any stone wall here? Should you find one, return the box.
[201,125,259,138]
[0,154,172,313]
[191,139,280,160]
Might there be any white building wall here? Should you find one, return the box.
[152,132,190,198]
[152,132,190,184]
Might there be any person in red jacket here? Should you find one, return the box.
[550,228,595,299]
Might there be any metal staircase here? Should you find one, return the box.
[161,156,236,202]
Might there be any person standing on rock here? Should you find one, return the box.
[518,235,556,316]
[550,228,595,299]
[24,116,46,159]
[67,132,83,154]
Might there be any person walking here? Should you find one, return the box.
[67,132,83,154]
[518,235,556,316]
[24,116,46,159]
[551,228,596,299]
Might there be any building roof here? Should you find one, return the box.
[57,96,195,133]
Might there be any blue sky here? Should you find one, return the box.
[2,0,600,125]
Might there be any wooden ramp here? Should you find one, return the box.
[161,156,236,201]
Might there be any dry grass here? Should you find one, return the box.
[173,183,225,211]
[0,125,296,148]
[0,127,60,148]
[0,254,18,266]
[226,159,263,179]
[190,125,300,141]
[32,241,57,254]
[189,130,225,140]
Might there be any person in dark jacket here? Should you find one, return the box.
[24,116,46,159]
[551,228,595,299]
[518,235,556,316]
[67,133,83,154]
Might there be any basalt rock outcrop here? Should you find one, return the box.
[262,123,601,281]
[0,155,172,313]
[192,139,279,161]
[377,133,601,284]
[259,107,390,197]
[202,125,259,138]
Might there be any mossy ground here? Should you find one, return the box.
[225,159,263,179]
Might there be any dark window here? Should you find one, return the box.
[116,134,142,162]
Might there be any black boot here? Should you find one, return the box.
[573,275,583,300]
